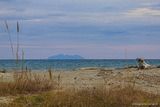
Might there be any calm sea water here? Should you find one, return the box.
[0,59,160,71]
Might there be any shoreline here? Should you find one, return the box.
[0,59,160,72]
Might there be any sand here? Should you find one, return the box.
[1,67,160,104]
[56,68,160,95]
[1,67,160,95]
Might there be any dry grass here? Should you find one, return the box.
[4,20,14,57]
[5,85,160,107]
[0,71,56,96]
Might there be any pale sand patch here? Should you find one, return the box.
[0,96,15,105]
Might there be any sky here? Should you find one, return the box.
[0,0,160,59]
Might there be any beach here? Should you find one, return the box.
[0,67,160,106]
[1,67,160,94]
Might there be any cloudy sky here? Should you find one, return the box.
[0,0,160,59]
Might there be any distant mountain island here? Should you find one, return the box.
[48,54,84,59]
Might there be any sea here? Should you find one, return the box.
[0,59,160,71]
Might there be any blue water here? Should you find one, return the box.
[0,59,160,71]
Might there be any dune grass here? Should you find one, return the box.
[4,20,14,57]
[0,71,56,96]
[3,85,160,107]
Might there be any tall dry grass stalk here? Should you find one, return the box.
[21,49,25,72]
[4,21,21,63]
[4,21,14,57]
[57,73,61,88]
[48,68,52,80]
[16,21,20,63]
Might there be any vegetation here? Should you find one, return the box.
[0,71,55,96]
[2,85,160,107]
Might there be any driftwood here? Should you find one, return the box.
[136,58,151,69]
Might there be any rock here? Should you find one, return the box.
[157,65,160,68]
[0,69,6,73]
[125,66,138,69]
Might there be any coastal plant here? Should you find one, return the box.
[57,73,61,88]
[4,21,22,67]
[4,21,14,57]
[0,71,56,96]
[21,49,25,72]
[16,21,20,63]
[48,67,52,80]
[6,85,160,107]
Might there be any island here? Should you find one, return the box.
[48,54,84,59]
